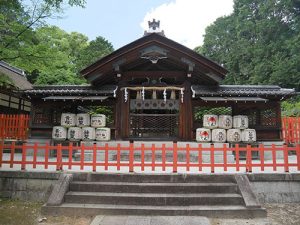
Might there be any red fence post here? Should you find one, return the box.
[186,143,190,172]
[272,144,277,171]
[117,143,121,171]
[0,140,3,168]
[10,142,15,168]
[141,143,145,172]
[151,144,155,171]
[33,143,37,169]
[235,144,240,172]
[105,143,109,171]
[198,144,202,171]
[45,143,49,170]
[56,144,62,171]
[162,143,166,172]
[296,144,300,171]
[246,144,252,173]
[92,143,97,172]
[283,144,289,172]
[223,143,227,172]
[80,143,85,170]
[21,143,26,170]
[210,144,215,173]
[259,144,264,171]
[129,142,134,172]
[173,142,177,173]
[68,143,73,170]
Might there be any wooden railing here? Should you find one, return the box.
[0,114,29,140]
[0,142,299,173]
[282,117,300,144]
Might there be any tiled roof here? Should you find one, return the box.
[23,85,117,95]
[191,85,295,97]
[0,61,32,90]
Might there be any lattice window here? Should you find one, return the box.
[247,110,257,127]
[130,114,178,138]
[260,108,277,127]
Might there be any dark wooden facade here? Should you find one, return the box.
[23,33,295,141]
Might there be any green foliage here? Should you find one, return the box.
[281,96,300,117]
[194,107,232,121]
[197,0,300,90]
[88,106,114,125]
[0,0,114,85]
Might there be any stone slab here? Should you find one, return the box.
[92,216,210,225]
[46,173,73,206]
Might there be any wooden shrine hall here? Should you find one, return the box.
[23,20,295,142]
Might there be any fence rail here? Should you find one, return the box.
[0,142,299,173]
[282,117,300,144]
[0,114,29,140]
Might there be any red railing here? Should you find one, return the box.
[0,114,30,140]
[0,142,299,173]
[282,117,300,144]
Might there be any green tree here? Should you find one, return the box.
[197,0,300,90]
[77,36,114,71]
[0,0,86,62]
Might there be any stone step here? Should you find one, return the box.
[73,173,237,183]
[64,191,244,206]
[69,181,238,193]
[42,203,267,218]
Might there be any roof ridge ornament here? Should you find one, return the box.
[144,19,165,36]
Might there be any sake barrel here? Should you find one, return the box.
[91,114,106,127]
[203,115,218,129]
[218,115,232,129]
[196,128,211,142]
[61,113,76,127]
[67,127,82,141]
[242,129,256,143]
[81,127,95,141]
[52,126,67,141]
[95,128,111,141]
[212,129,226,143]
[76,113,90,127]
[226,129,242,143]
[233,115,249,129]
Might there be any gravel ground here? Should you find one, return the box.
[0,199,299,225]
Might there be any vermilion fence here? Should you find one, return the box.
[282,117,300,144]
[0,142,299,173]
[0,114,29,140]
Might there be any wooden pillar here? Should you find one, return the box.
[179,80,193,141]
[115,86,130,140]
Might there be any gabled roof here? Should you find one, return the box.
[0,61,32,90]
[80,33,228,86]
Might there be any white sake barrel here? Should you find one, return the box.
[212,129,226,143]
[76,113,90,127]
[218,115,232,129]
[203,115,218,129]
[242,129,256,143]
[227,129,242,143]
[233,115,249,129]
[91,114,106,127]
[81,127,95,141]
[196,128,211,142]
[95,128,111,141]
[67,127,82,141]
[52,126,67,141]
[61,113,76,127]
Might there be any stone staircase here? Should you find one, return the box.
[42,173,266,218]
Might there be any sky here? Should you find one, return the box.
[48,0,234,50]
